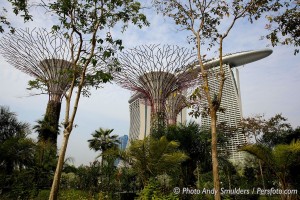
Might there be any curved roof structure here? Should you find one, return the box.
[202,49,273,69]
[128,49,273,103]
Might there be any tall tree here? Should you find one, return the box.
[152,1,295,199]
[88,128,120,153]
[43,1,148,199]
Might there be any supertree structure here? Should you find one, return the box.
[165,91,189,125]
[115,44,197,130]
[0,28,73,147]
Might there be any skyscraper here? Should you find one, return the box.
[115,135,129,166]
[201,64,246,162]
[200,49,273,163]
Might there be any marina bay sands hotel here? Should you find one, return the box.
[127,49,272,163]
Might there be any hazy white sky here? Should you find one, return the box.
[0,1,299,166]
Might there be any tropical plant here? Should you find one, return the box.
[241,114,294,189]
[87,128,121,197]
[241,140,300,200]
[0,106,36,199]
[0,106,34,174]
[88,128,120,153]
[127,136,188,187]
[137,178,179,200]
[155,122,229,187]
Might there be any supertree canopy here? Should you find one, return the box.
[115,44,197,130]
[0,28,73,146]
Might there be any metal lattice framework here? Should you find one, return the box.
[166,92,189,125]
[115,44,198,129]
[0,28,75,145]
[0,28,73,102]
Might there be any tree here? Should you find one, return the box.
[88,128,120,196]
[0,0,32,33]
[127,136,188,187]
[241,114,293,147]
[0,106,34,174]
[88,128,120,153]
[241,140,300,200]
[154,122,212,186]
[259,114,293,147]
[154,122,230,188]
[241,114,294,190]
[0,106,36,198]
[152,1,293,199]
[43,1,148,199]
[265,1,300,54]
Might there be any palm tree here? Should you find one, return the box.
[87,128,120,195]
[88,128,120,153]
[241,140,300,200]
[0,106,35,174]
[127,136,188,187]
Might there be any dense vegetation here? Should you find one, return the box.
[0,106,299,199]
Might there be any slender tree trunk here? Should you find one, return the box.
[49,131,70,200]
[258,160,266,190]
[211,110,221,200]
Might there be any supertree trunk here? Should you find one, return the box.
[39,100,62,148]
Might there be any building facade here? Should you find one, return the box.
[201,64,247,163]
[128,93,187,142]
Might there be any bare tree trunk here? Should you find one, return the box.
[49,131,70,200]
[211,110,221,200]
[258,160,266,190]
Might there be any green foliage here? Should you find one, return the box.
[138,178,179,200]
[33,189,99,200]
[241,114,294,148]
[265,1,300,54]
[0,106,39,199]
[0,106,34,174]
[88,128,120,153]
[76,161,101,194]
[117,166,140,193]
[154,122,231,187]
[0,0,32,33]
[128,136,188,186]
[241,140,300,197]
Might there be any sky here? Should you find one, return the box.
[0,1,299,166]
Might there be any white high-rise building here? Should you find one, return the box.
[201,64,246,162]
[199,49,273,163]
